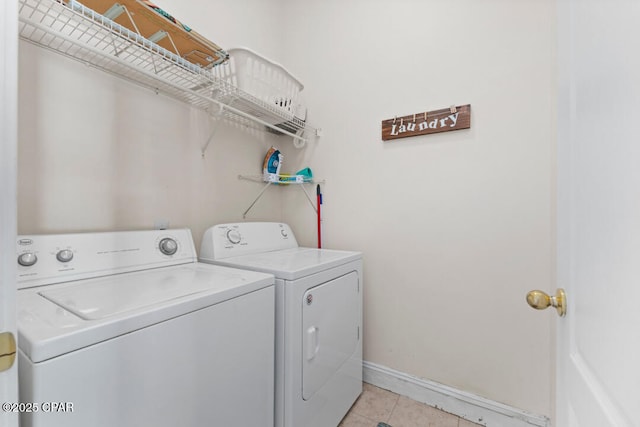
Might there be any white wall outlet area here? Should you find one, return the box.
[154,219,170,230]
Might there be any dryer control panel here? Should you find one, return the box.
[16,229,196,289]
[200,222,298,261]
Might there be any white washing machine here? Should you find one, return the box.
[200,222,363,427]
[16,228,275,427]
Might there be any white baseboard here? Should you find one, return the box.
[363,361,550,427]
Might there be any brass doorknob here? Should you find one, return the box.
[0,332,16,372]
[526,288,567,317]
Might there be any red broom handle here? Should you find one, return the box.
[316,184,322,248]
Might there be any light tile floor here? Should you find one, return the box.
[339,383,483,427]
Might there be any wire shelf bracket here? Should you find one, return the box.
[238,175,324,218]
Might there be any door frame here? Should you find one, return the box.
[0,0,19,425]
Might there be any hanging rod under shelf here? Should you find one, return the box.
[18,0,317,145]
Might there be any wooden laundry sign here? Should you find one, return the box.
[381,104,471,141]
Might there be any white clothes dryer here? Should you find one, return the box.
[200,222,363,427]
[16,229,275,427]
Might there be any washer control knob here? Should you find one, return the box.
[18,252,38,267]
[56,249,74,263]
[159,238,178,255]
[226,229,242,244]
[281,229,288,238]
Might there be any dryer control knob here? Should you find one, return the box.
[226,229,242,244]
[56,249,74,263]
[18,252,38,267]
[159,238,178,256]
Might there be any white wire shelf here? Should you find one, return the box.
[18,0,317,146]
[239,174,316,185]
[238,174,324,218]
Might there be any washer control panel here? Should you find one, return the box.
[158,237,179,255]
[200,222,298,261]
[56,249,74,263]
[17,251,38,267]
[16,229,196,289]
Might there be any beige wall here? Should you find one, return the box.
[17,0,556,419]
[280,0,556,417]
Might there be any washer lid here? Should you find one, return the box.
[207,247,361,280]
[17,263,275,362]
[39,265,237,320]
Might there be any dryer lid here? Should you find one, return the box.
[209,247,361,280]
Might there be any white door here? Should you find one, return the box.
[556,0,640,425]
[0,0,19,426]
